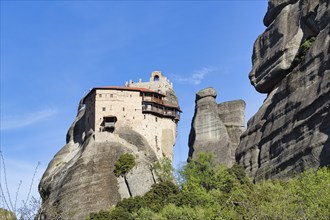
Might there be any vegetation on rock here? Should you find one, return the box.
[90,153,330,220]
[152,157,174,183]
[113,153,136,177]
[293,36,316,66]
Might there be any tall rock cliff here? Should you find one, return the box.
[236,0,330,180]
[38,72,180,220]
[188,87,246,167]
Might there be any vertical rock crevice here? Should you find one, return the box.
[123,176,132,197]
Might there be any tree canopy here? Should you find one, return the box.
[89,153,330,220]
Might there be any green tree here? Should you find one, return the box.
[153,157,174,182]
[113,153,136,177]
[0,208,16,220]
[89,151,330,220]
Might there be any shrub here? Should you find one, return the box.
[0,208,15,220]
[88,209,112,220]
[293,36,316,65]
[133,207,163,220]
[90,152,330,220]
[113,153,136,177]
[153,157,174,182]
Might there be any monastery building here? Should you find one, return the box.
[83,71,181,159]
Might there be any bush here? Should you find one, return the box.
[0,208,15,220]
[88,209,112,220]
[113,153,136,177]
[90,152,330,220]
[153,157,174,182]
[293,36,316,65]
[143,181,180,212]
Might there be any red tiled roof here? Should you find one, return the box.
[84,86,166,101]
[83,86,181,112]
[105,86,165,96]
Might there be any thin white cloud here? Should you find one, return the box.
[1,108,58,131]
[173,67,214,85]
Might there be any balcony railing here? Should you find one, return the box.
[142,96,164,105]
[142,105,180,120]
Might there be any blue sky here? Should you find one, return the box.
[1,0,268,208]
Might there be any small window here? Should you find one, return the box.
[102,107,106,111]
[110,94,113,98]
[154,75,160,81]
[144,115,146,119]
[155,117,158,122]
[130,94,132,98]
[123,107,125,111]
[133,116,135,119]
[99,94,102,97]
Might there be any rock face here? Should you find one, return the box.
[38,71,180,219]
[188,87,246,167]
[237,0,330,180]
[37,102,158,220]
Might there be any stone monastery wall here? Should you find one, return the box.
[83,71,179,159]
[127,71,173,94]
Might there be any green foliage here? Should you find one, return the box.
[153,157,174,182]
[113,153,136,177]
[180,153,245,194]
[116,181,180,213]
[293,36,316,65]
[160,204,208,220]
[88,207,134,220]
[88,210,112,220]
[90,152,330,220]
[0,208,16,220]
[132,207,162,220]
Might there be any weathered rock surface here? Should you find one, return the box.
[188,87,245,167]
[237,0,330,180]
[38,101,158,220]
[218,101,246,148]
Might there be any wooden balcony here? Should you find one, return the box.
[142,105,180,120]
[142,96,164,105]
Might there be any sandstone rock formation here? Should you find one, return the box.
[38,101,159,219]
[237,0,330,180]
[38,72,180,219]
[188,87,246,167]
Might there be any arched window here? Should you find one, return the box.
[154,75,160,81]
